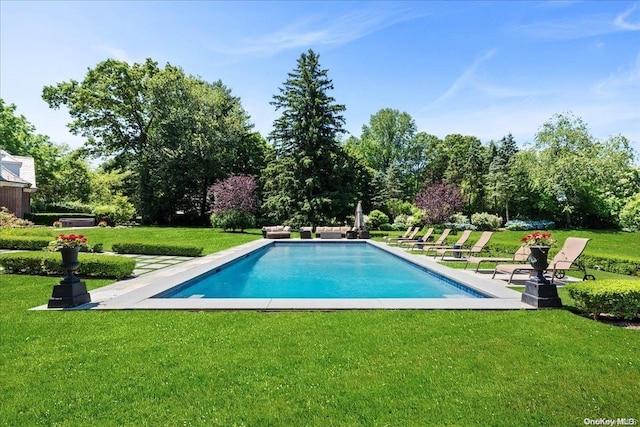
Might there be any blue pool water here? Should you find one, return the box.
[156,242,486,299]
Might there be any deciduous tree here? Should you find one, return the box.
[414,182,464,224]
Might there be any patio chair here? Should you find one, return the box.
[423,230,473,257]
[492,237,593,284]
[405,228,450,251]
[385,226,418,244]
[464,245,531,273]
[434,231,493,260]
[396,228,434,249]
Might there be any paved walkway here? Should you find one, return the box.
[119,254,194,276]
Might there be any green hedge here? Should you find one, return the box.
[566,280,640,320]
[112,243,203,257]
[482,244,640,276]
[24,212,96,226]
[579,254,640,276]
[0,236,51,250]
[0,252,135,279]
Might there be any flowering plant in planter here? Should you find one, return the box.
[520,231,556,247]
[48,234,89,251]
[52,220,63,228]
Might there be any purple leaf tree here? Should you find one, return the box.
[414,182,464,224]
[208,175,260,214]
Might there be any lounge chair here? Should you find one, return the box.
[386,227,420,245]
[434,231,493,260]
[464,245,531,273]
[405,228,449,251]
[492,237,592,284]
[423,229,473,257]
[397,228,434,249]
[383,226,413,243]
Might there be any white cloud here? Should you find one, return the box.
[614,3,640,30]
[422,48,497,109]
[514,3,640,41]
[208,4,426,58]
[591,51,640,96]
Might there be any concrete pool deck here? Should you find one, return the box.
[33,239,538,311]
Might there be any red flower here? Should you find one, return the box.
[521,231,555,246]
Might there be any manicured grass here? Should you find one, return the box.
[1,274,639,426]
[2,227,639,424]
[377,229,640,260]
[3,226,263,255]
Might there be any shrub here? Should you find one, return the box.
[471,212,503,230]
[0,236,51,250]
[366,210,389,230]
[32,201,92,214]
[0,207,35,228]
[619,193,640,231]
[445,213,476,231]
[566,280,640,320]
[210,210,256,232]
[92,195,136,226]
[385,199,413,221]
[0,252,135,279]
[24,212,95,226]
[112,243,203,257]
[504,219,555,231]
[579,254,640,276]
[379,223,393,231]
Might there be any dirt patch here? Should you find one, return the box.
[598,318,640,330]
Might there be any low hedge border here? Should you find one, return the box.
[483,244,640,276]
[112,243,203,257]
[566,280,640,320]
[24,213,96,226]
[0,236,51,250]
[0,252,135,279]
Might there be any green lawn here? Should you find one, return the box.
[1,227,639,425]
[3,226,263,254]
[378,228,640,260]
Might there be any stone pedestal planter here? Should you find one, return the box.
[47,247,91,308]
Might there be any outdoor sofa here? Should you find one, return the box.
[262,226,291,239]
[315,226,351,239]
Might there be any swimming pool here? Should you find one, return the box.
[154,242,487,299]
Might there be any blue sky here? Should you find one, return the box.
[1,1,639,158]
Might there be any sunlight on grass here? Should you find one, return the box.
[1,227,639,424]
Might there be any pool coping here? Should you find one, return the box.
[34,239,533,310]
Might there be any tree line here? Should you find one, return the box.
[2,50,639,229]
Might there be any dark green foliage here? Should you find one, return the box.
[42,59,264,225]
[112,242,203,257]
[566,280,640,320]
[264,49,367,227]
[23,212,96,225]
[0,236,51,250]
[0,252,134,279]
[0,99,64,205]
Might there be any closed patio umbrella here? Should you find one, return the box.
[354,201,365,231]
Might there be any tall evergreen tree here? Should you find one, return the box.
[486,133,519,222]
[265,49,362,226]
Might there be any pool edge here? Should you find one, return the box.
[38,239,532,310]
